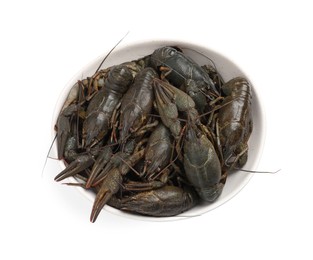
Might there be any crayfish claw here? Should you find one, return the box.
[86,146,112,188]
[54,154,94,182]
[90,168,122,222]
[90,189,113,223]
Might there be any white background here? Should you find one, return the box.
[1,0,312,259]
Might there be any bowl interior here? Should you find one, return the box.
[52,40,265,221]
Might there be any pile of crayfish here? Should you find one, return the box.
[54,46,253,222]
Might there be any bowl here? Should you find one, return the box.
[52,38,265,221]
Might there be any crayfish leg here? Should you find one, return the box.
[159,66,172,79]
[123,180,165,192]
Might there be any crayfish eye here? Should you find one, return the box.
[166,47,177,57]
[169,50,175,56]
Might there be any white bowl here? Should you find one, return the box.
[52,39,265,221]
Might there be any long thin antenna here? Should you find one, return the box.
[182,47,217,69]
[42,134,57,177]
[235,168,281,174]
[95,31,130,73]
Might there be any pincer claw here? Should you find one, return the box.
[86,146,113,188]
[54,154,94,182]
[90,149,145,222]
[90,169,121,223]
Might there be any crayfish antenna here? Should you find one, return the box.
[234,168,281,174]
[94,31,129,73]
[42,134,58,177]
